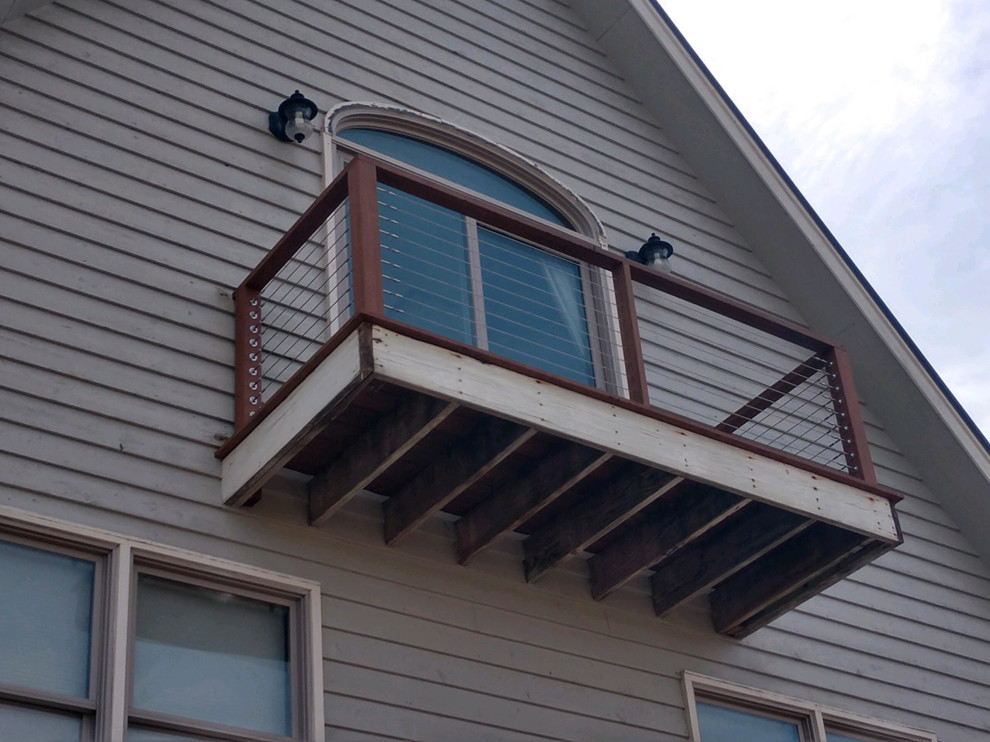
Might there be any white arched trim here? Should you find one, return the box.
[324,102,608,246]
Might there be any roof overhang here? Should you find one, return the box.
[568,0,990,563]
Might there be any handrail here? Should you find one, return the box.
[227,154,880,489]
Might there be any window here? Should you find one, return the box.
[0,536,100,740]
[684,673,937,742]
[326,104,616,390]
[0,509,323,742]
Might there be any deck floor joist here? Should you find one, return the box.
[219,324,901,636]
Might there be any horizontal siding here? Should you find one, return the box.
[46,0,792,306]
[0,1,988,741]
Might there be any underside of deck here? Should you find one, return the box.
[219,323,902,637]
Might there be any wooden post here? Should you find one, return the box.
[824,346,876,482]
[347,156,385,318]
[613,261,649,404]
[233,284,263,431]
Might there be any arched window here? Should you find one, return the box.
[325,104,612,388]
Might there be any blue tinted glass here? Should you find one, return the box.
[697,702,802,742]
[133,574,291,736]
[479,228,594,384]
[339,128,570,227]
[378,185,473,344]
[0,540,94,697]
[342,127,595,382]
[0,703,82,742]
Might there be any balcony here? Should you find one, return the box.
[215,155,902,637]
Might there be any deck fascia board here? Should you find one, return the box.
[220,331,365,505]
[369,325,900,543]
[219,324,899,544]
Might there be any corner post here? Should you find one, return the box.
[613,260,649,404]
[233,284,263,431]
[348,156,385,318]
[824,345,876,482]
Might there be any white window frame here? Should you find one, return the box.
[0,505,325,742]
[321,103,627,396]
[683,672,937,742]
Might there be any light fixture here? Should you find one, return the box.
[268,90,319,144]
[626,233,674,267]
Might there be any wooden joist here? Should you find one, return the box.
[383,419,536,546]
[309,393,457,526]
[523,463,679,582]
[455,443,610,565]
[220,324,901,638]
[733,539,893,638]
[588,483,745,600]
[709,521,876,637]
[651,504,811,616]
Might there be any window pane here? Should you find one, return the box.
[827,733,871,742]
[133,574,291,736]
[378,186,474,344]
[0,702,83,742]
[697,702,803,742]
[340,128,570,226]
[479,229,595,384]
[0,539,94,697]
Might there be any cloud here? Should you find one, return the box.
[662,0,990,436]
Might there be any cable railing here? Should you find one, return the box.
[230,154,875,483]
[634,286,850,471]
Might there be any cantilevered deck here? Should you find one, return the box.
[216,155,902,637]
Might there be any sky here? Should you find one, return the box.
[659,0,990,438]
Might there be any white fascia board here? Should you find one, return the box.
[370,326,899,543]
[220,331,364,505]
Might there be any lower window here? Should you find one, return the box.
[684,672,937,742]
[0,512,322,742]
[0,536,99,740]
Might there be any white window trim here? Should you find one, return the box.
[324,102,608,244]
[0,505,325,742]
[321,102,626,394]
[683,672,937,742]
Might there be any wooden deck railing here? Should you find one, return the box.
[227,154,878,489]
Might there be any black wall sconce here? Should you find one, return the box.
[268,90,319,144]
[626,233,674,267]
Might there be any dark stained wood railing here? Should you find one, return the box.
[226,154,886,494]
